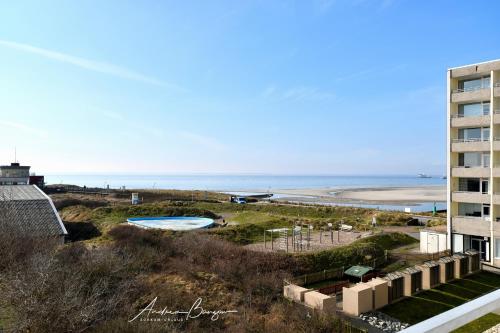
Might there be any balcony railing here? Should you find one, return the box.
[451,110,490,118]
[453,86,490,93]
[494,109,500,114]
[453,165,488,168]
[452,138,489,143]
[495,82,500,87]
[454,215,487,220]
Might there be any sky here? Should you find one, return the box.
[0,0,499,175]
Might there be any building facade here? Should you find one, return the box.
[447,59,500,266]
[0,162,30,185]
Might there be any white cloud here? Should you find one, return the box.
[0,39,185,91]
[177,131,227,152]
[0,120,48,138]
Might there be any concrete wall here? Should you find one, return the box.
[451,88,490,103]
[366,278,389,309]
[440,262,455,283]
[283,284,310,303]
[421,265,440,290]
[303,291,336,315]
[451,115,490,128]
[452,167,491,178]
[452,192,490,204]
[403,271,422,296]
[342,284,373,316]
[451,140,490,153]
[452,216,490,237]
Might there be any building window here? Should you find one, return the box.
[458,127,489,142]
[495,239,500,259]
[458,102,490,117]
[458,152,489,167]
[458,76,491,91]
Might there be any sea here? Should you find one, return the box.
[44,174,446,213]
[44,174,445,191]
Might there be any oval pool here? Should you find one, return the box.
[127,216,215,231]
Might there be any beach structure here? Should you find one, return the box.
[402,266,423,296]
[438,256,456,283]
[342,283,373,316]
[131,193,140,205]
[419,261,440,290]
[283,284,310,303]
[365,278,389,309]
[344,265,373,282]
[447,59,500,267]
[420,229,447,254]
[452,253,470,278]
[0,185,67,243]
[303,291,336,314]
[466,249,481,273]
[0,162,30,185]
[383,272,405,303]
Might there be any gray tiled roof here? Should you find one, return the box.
[0,185,67,237]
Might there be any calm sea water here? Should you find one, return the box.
[44,174,445,190]
[44,174,446,212]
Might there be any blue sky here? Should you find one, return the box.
[0,0,499,175]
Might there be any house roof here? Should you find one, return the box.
[0,185,67,237]
[344,265,372,278]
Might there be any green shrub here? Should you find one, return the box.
[296,233,417,273]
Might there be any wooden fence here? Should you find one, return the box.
[318,280,350,295]
[286,267,345,286]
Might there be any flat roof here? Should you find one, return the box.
[345,265,372,278]
[448,58,500,70]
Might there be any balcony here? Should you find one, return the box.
[452,87,490,103]
[451,113,490,127]
[494,138,500,150]
[451,138,490,152]
[451,216,490,237]
[452,167,490,178]
[452,191,490,204]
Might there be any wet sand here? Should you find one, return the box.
[248,185,446,206]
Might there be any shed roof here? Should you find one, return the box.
[0,185,67,237]
[345,265,372,278]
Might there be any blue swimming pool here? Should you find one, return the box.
[127,216,215,231]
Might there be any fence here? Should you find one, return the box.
[286,267,345,286]
[389,250,451,263]
[318,280,350,295]
[340,318,368,333]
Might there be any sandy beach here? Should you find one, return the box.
[247,185,446,206]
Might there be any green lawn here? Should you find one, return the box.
[452,313,500,333]
[380,271,500,325]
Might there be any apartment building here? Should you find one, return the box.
[448,59,500,267]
